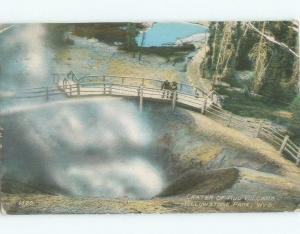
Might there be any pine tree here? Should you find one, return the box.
[290,95,300,137]
[201,21,298,103]
[259,22,298,102]
[260,48,281,102]
[249,22,272,93]
[126,23,138,57]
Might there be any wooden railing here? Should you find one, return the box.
[57,80,208,113]
[13,71,300,166]
[18,73,212,112]
[206,102,300,165]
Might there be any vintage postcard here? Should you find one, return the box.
[0,21,299,214]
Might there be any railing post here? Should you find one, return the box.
[122,77,125,85]
[109,83,112,95]
[103,76,106,94]
[211,91,214,102]
[142,78,145,86]
[296,150,300,167]
[171,91,177,112]
[227,113,233,127]
[63,79,66,90]
[279,135,289,153]
[69,84,72,96]
[0,127,4,161]
[46,87,49,101]
[180,83,183,92]
[139,86,143,112]
[256,120,263,138]
[201,97,208,114]
[194,88,198,98]
[77,83,80,96]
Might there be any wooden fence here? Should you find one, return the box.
[205,102,300,165]
[59,78,210,113]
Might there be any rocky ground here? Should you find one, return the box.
[53,34,186,83]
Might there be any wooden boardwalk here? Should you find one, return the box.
[12,72,300,166]
[56,78,214,113]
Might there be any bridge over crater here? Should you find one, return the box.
[9,71,300,166]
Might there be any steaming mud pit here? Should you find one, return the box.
[0,98,213,201]
[2,97,300,213]
[1,98,174,199]
[1,97,211,199]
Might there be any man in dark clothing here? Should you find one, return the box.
[161,80,171,98]
[161,80,167,90]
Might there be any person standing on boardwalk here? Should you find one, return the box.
[161,80,171,98]
[171,81,178,99]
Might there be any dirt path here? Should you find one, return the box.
[187,45,212,92]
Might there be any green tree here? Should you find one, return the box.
[259,22,298,102]
[45,24,73,47]
[126,23,138,57]
[202,21,298,103]
[290,95,300,137]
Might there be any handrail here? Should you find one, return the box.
[13,71,300,166]
[205,96,300,166]
[73,73,208,95]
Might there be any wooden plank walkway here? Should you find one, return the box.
[57,77,212,113]
[12,72,300,166]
